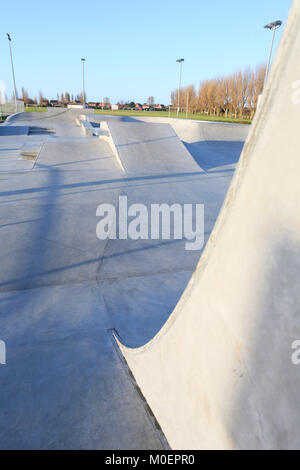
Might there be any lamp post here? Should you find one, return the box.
[81,58,86,107]
[176,58,184,119]
[6,33,18,112]
[263,20,282,89]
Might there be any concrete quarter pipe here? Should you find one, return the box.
[0,2,298,451]
[118,0,300,450]
[0,106,247,446]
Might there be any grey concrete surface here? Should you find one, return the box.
[120,1,300,450]
[133,117,249,172]
[105,120,203,175]
[0,104,247,448]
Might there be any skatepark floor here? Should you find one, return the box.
[0,109,248,449]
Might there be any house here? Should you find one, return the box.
[87,102,98,109]
[67,100,84,109]
[154,104,166,110]
[97,102,111,110]
[40,99,49,107]
[49,100,59,107]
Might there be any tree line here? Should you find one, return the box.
[20,89,84,105]
[170,63,266,119]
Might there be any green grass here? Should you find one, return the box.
[94,109,251,124]
[23,106,251,123]
[25,106,47,112]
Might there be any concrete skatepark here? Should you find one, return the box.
[0,0,299,450]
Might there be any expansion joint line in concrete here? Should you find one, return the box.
[107,327,171,450]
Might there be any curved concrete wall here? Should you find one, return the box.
[118,1,300,449]
[136,117,250,172]
[137,116,250,144]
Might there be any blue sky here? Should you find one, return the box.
[1,0,292,104]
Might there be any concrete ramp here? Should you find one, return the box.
[118,0,300,449]
[105,121,203,175]
[133,117,250,172]
[171,120,249,172]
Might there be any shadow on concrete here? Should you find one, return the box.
[183,140,245,171]
[229,234,300,449]
[91,115,142,123]
[0,236,197,292]
[0,171,205,199]
[0,149,167,449]
[0,170,231,207]
[0,126,28,136]
[116,135,178,148]
[0,218,41,229]
[105,232,212,348]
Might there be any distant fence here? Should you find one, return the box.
[0,101,24,118]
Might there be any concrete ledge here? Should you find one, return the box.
[99,121,125,172]
[78,119,95,137]
[76,117,125,172]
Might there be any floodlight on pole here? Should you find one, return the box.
[81,58,86,107]
[6,33,18,112]
[263,20,282,89]
[176,58,184,119]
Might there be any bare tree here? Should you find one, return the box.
[171,63,266,119]
[79,92,86,104]
[21,87,28,102]
[197,80,210,114]
[228,72,240,118]
[248,64,266,118]
[21,87,34,105]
